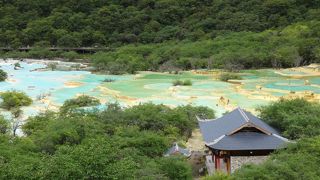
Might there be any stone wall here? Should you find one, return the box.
[231,156,268,173]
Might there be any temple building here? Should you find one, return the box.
[198,107,290,174]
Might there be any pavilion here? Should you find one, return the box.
[164,142,191,157]
[198,107,290,174]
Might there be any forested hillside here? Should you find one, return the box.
[1,0,319,47]
[1,0,320,72]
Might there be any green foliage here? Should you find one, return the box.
[0,116,9,134]
[158,156,193,180]
[40,138,139,179]
[258,98,320,139]
[183,79,192,86]
[28,48,55,59]
[231,99,320,179]
[47,62,58,71]
[0,1,319,74]
[233,136,320,179]
[0,91,32,110]
[2,101,202,179]
[106,103,215,139]
[0,0,318,47]
[173,79,192,86]
[90,20,320,74]
[203,172,233,180]
[61,51,80,61]
[22,111,56,136]
[219,73,242,82]
[60,95,100,113]
[14,62,21,68]
[0,69,8,81]
[102,78,115,83]
[173,80,184,86]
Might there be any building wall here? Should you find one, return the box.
[231,156,268,173]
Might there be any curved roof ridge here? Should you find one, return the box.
[272,134,290,142]
[237,107,250,122]
[207,135,226,146]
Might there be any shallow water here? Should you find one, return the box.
[1,61,320,117]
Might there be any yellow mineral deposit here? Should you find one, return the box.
[64,81,84,88]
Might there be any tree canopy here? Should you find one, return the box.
[1,1,320,73]
[258,98,320,139]
[0,0,319,48]
[0,69,7,82]
[0,95,215,179]
[0,91,32,110]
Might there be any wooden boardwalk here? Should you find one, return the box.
[0,47,112,54]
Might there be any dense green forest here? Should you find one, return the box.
[0,93,215,179]
[0,93,319,179]
[1,0,320,72]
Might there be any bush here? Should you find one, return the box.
[0,69,8,81]
[173,80,184,86]
[258,98,320,139]
[0,91,32,110]
[60,95,100,113]
[219,73,242,82]
[14,62,21,68]
[233,136,320,179]
[0,115,9,134]
[102,78,115,82]
[172,79,192,86]
[183,79,192,86]
[61,51,80,61]
[47,62,58,71]
[158,156,193,180]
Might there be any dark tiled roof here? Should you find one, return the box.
[209,132,288,150]
[198,109,246,143]
[198,107,289,150]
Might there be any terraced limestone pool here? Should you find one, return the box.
[1,60,320,117]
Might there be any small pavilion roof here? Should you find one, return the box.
[164,143,191,157]
[198,107,289,151]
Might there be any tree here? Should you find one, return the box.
[57,34,81,47]
[0,115,9,134]
[233,136,320,179]
[47,62,58,71]
[158,156,193,180]
[60,95,100,113]
[10,107,23,137]
[258,98,320,139]
[0,91,32,110]
[0,69,8,81]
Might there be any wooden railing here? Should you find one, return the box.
[0,47,112,53]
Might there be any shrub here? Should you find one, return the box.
[233,136,320,179]
[0,91,32,110]
[61,51,80,61]
[173,80,184,86]
[47,62,58,71]
[172,79,192,86]
[0,69,8,81]
[102,78,115,82]
[183,79,192,86]
[14,62,21,68]
[61,95,100,113]
[158,156,193,180]
[0,115,9,134]
[258,98,320,139]
[219,73,242,82]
